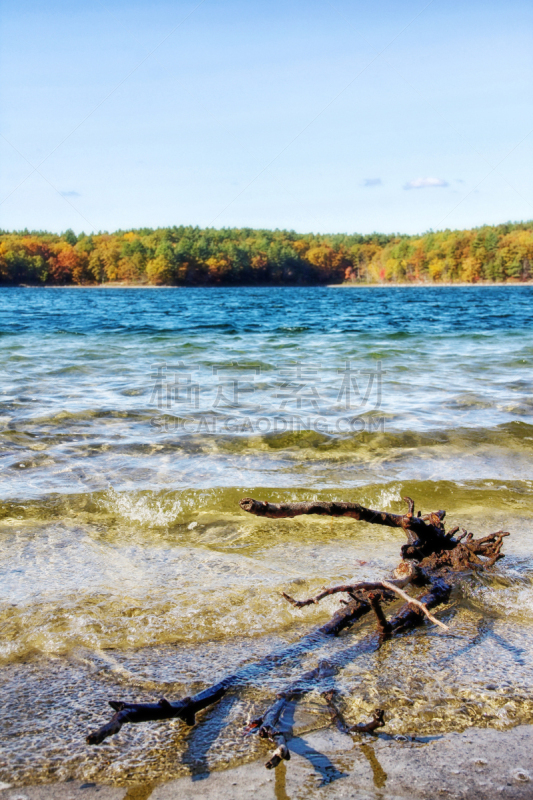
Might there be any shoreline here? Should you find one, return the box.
[328,280,533,288]
[5,280,533,289]
[3,724,532,799]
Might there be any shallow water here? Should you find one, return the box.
[1,286,533,787]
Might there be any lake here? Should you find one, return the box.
[1,285,533,788]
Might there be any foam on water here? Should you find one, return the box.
[100,487,185,527]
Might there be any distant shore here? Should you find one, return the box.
[4,221,531,286]
[7,280,533,289]
[329,280,533,287]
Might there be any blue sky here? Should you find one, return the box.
[1,0,532,235]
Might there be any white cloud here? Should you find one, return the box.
[363,178,382,187]
[403,177,449,190]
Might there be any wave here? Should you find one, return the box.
[2,479,532,528]
[4,417,533,447]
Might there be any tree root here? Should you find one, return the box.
[86,495,509,772]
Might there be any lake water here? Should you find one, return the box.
[1,286,533,789]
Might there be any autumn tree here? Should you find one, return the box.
[0,222,532,286]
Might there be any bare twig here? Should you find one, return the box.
[282,578,449,631]
[380,581,449,631]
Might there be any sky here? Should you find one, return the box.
[0,0,532,235]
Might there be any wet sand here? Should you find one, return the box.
[3,724,533,800]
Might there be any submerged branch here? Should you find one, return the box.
[86,599,372,745]
[87,679,232,745]
[323,691,385,735]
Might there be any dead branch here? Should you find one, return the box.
[239,496,411,526]
[281,582,396,609]
[251,660,337,768]
[86,494,509,772]
[240,496,455,562]
[86,679,232,745]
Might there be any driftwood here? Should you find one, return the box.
[87,495,509,769]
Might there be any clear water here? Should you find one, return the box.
[1,286,533,787]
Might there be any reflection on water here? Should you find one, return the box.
[0,287,532,787]
[123,785,155,800]
[275,760,291,800]
[360,743,388,789]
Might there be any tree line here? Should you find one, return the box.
[0,221,532,286]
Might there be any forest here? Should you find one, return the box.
[0,221,532,286]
